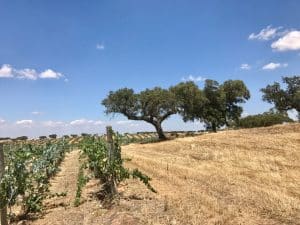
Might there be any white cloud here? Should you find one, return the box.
[16,68,38,80]
[240,63,251,70]
[249,25,282,41]
[116,120,132,125]
[70,119,95,126]
[0,64,65,80]
[0,119,6,125]
[241,112,249,118]
[94,120,103,125]
[181,75,206,82]
[96,43,105,50]
[262,62,288,70]
[271,30,300,51]
[39,69,63,79]
[16,120,33,126]
[0,64,14,78]
[70,119,104,126]
[32,111,43,115]
[129,123,139,127]
[42,121,65,127]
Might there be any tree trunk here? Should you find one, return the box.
[212,122,217,132]
[153,122,167,140]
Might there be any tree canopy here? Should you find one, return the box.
[102,79,250,138]
[261,76,300,121]
[102,87,177,139]
[172,79,250,132]
[170,81,206,122]
[222,79,251,125]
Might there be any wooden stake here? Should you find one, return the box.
[106,126,117,195]
[106,126,114,162]
[0,142,8,225]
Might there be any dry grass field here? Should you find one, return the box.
[12,123,299,225]
[121,123,300,225]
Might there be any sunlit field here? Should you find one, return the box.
[122,124,300,225]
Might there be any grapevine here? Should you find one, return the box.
[76,132,156,205]
[0,139,70,218]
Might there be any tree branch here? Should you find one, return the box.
[160,111,174,122]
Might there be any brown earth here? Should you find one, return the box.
[12,123,300,225]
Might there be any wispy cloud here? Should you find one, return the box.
[94,120,103,125]
[70,119,93,126]
[69,119,103,126]
[181,75,206,82]
[0,119,6,125]
[241,112,249,118]
[262,62,288,70]
[271,30,300,51]
[116,120,132,125]
[42,121,65,127]
[0,64,65,80]
[15,120,33,126]
[248,25,282,41]
[240,63,251,70]
[16,68,38,80]
[31,111,43,115]
[96,43,105,50]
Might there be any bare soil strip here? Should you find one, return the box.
[28,149,83,225]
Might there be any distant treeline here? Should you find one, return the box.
[236,111,293,128]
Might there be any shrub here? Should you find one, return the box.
[237,112,293,128]
[49,134,57,139]
[0,137,10,141]
[15,136,28,141]
[39,136,47,140]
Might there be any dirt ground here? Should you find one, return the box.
[12,123,300,225]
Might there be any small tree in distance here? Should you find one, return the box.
[49,134,57,139]
[102,87,178,140]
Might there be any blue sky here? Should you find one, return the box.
[0,0,299,137]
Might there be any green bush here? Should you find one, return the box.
[15,136,28,141]
[237,112,293,128]
[49,134,57,139]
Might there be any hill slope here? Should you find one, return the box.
[122,123,300,225]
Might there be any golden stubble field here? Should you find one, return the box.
[121,123,300,225]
